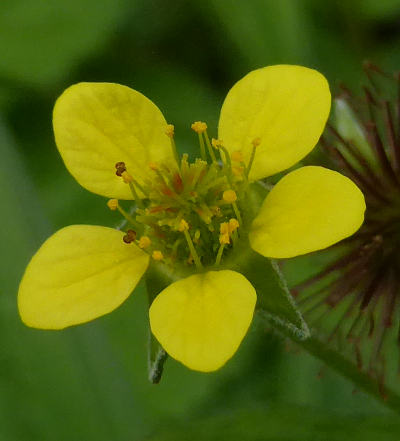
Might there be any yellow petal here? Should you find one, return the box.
[249,166,365,258]
[218,65,331,180]
[53,82,175,199]
[18,225,149,329]
[149,270,256,372]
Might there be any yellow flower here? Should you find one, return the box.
[18,65,366,374]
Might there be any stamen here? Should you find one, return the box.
[219,146,232,169]
[150,165,181,200]
[191,121,207,133]
[152,250,164,261]
[191,121,207,160]
[232,166,245,178]
[138,236,151,249]
[197,133,207,161]
[203,130,217,163]
[246,138,260,178]
[232,202,243,227]
[107,199,118,210]
[222,189,237,203]
[211,138,225,163]
[108,200,140,229]
[121,171,144,208]
[115,161,126,176]
[121,171,133,183]
[215,243,225,266]
[165,124,180,168]
[219,222,231,244]
[194,229,201,243]
[222,190,242,225]
[231,151,244,163]
[215,222,233,266]
[165,124,175,138]
[179,219,203,269]
[177,219,189,232]
[123,229,137,244]
[228,218,239,233]
[213,143,234,186]
[211,138,223,149]
[186,159,207,192]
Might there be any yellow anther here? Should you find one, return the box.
[107,199,118,210]
[228,218,240,233]
[149,162,159,171]
[232,166,244,176]
[219,233,230,245]
[165,124,175,138]
[194,229,201,242]
[252,137,261,147]
[138,236,151,249]
[121,171,133,183]
[211,138,223,149]
[191,121,208,133]
[223,189,237,203]
[178,219,189,232]
[220,222,229,235]
[231,151,244,162]
[152,250,164,261]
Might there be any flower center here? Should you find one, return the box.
[108,121,259,269]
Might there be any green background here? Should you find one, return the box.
[1,0,400,439]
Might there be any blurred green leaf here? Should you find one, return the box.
[0,116,148,440]
[358,0,400,20]
[0,0,128,87]
[148,406,400,441]
[200,0,314,71]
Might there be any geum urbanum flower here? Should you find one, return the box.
[18,65,366,375]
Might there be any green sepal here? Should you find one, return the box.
[225,241,310,340]
[228,181,310,340]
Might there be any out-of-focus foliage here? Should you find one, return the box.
[148,407,400,441]
[0,0,127,87]
[2,0,400,439]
